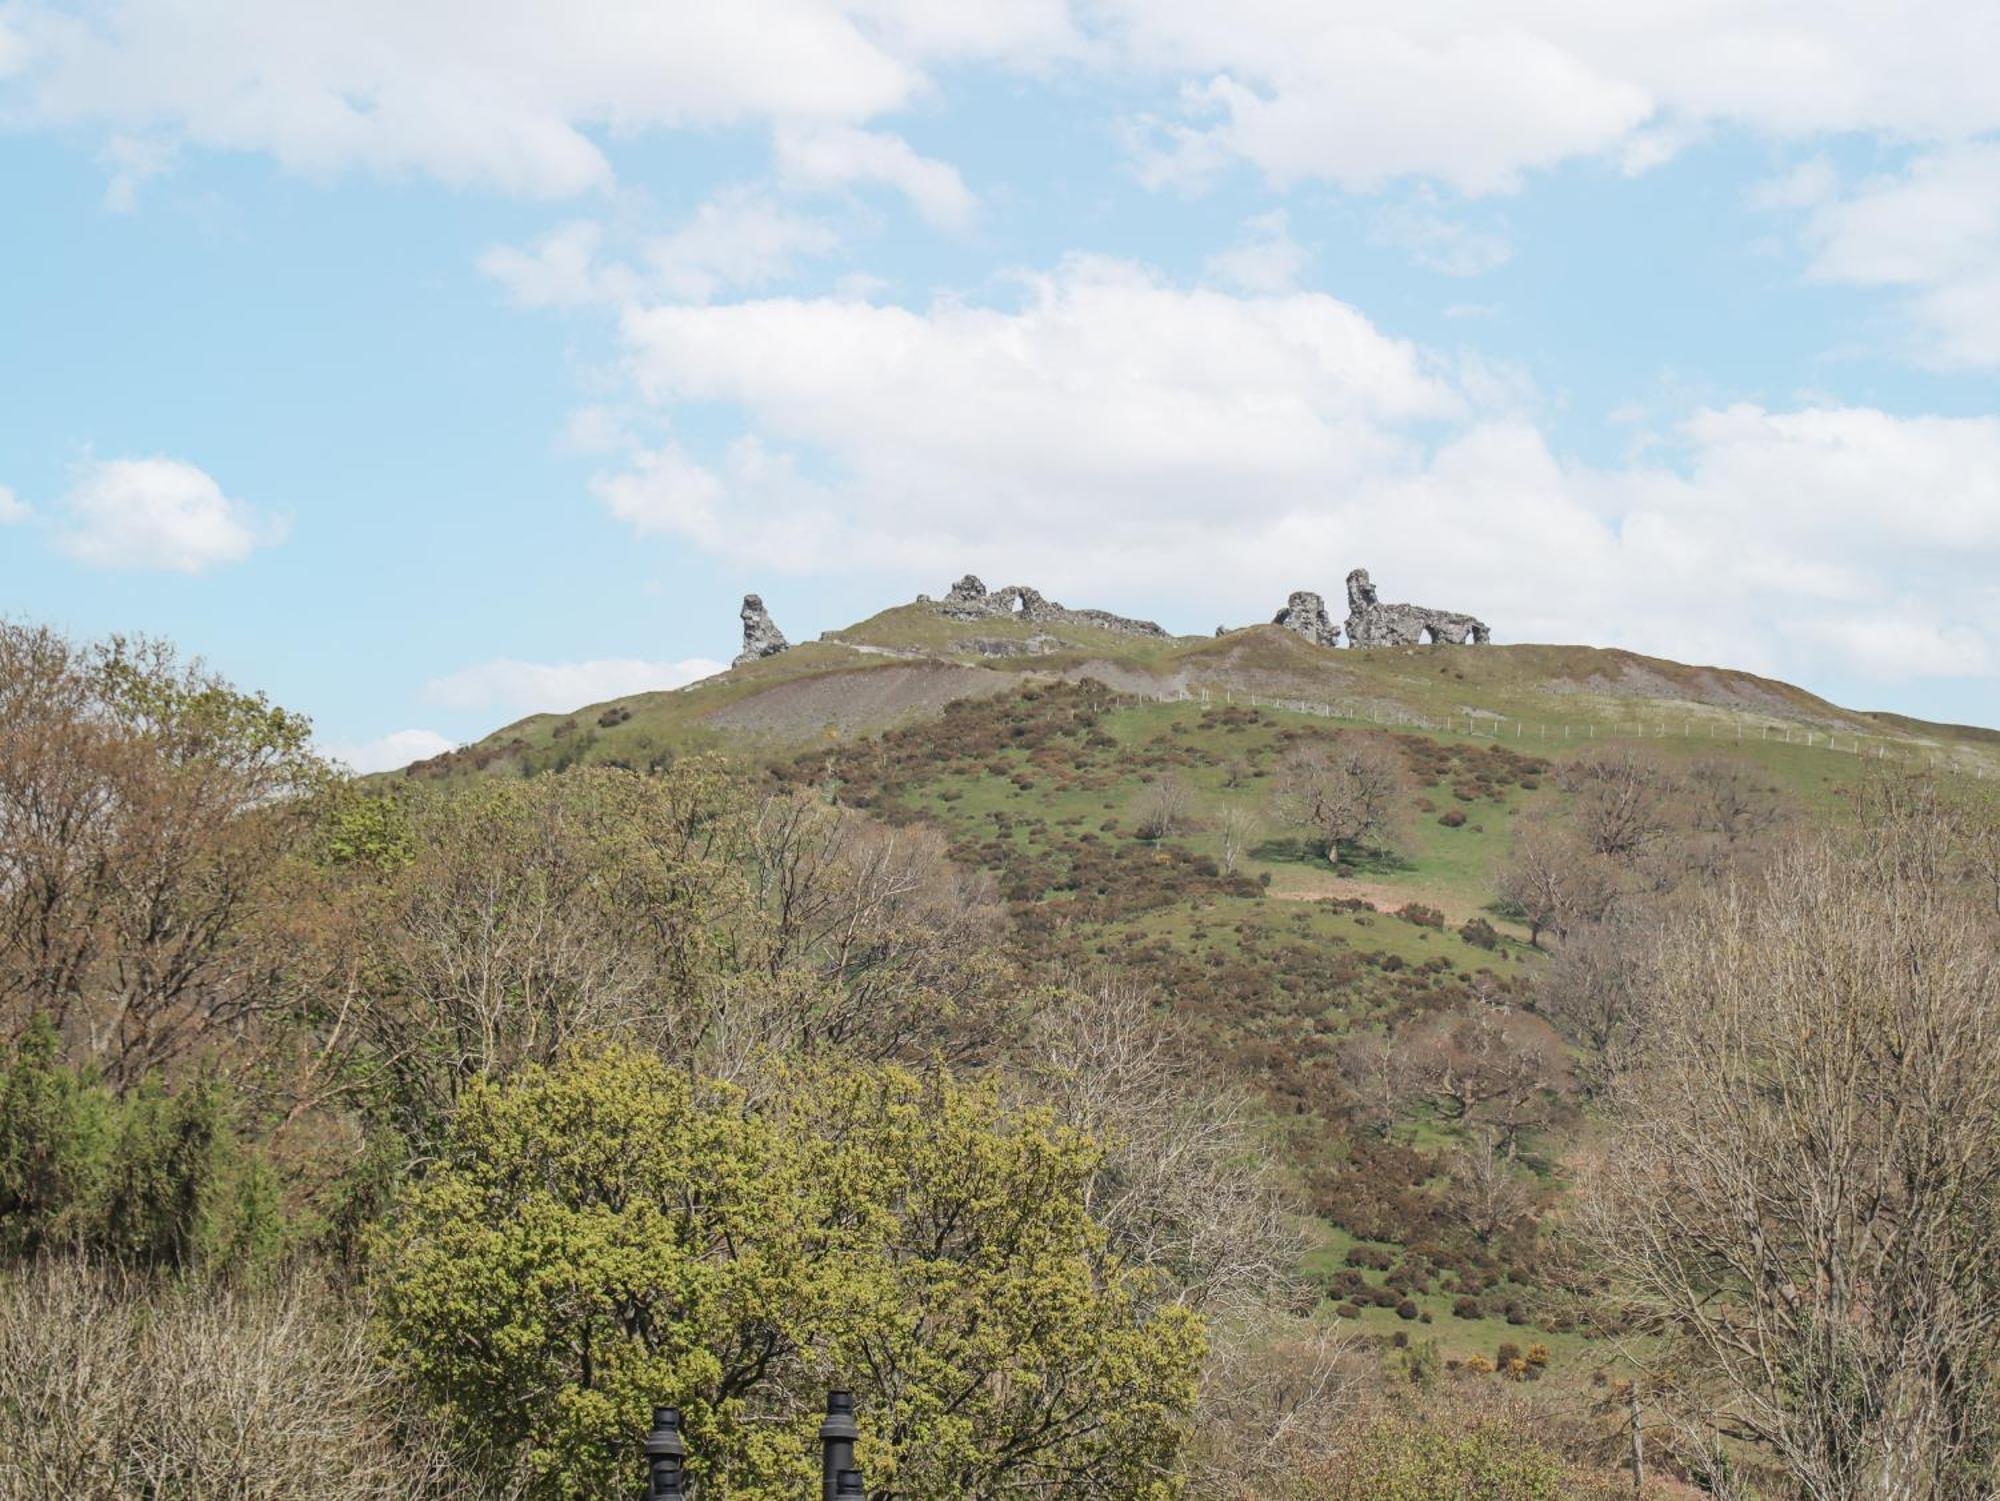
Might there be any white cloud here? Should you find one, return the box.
[1781,617,1991,681]
[1106,1,2000,194]
[587,258,1996,686]
[424,656,726,712]
[11,0,2000,213]
[1203,210,1307,293]
[1127,28,1651,196]
[324,728,457,774]
[478,221,634,309]
[0,485,27,524]
[55,457,280,572]
[774,125,976,230]
[482,190,841,309]
[97,132,176,212]
[1370,191,1512,277]
[2,0,1072,199]
[1775,142,2000,368]
[645,188,843,300]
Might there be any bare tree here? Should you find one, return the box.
[1495,824,1620,948]
[1405,1003,1566,1155]
[1014,983,1305,1317]
[1270,736,1408,864]
[1132,774,1195,841]
[1213,802,1261,874]
[1443,1129,1537,1245]
[1556,747,1679,863]
[1533,910,1660,1096]
[1685,758,1787,848]
[1338,1031,1416,1136]
[1582,817,2000,1500]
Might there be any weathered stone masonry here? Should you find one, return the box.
[735,594,790,666]
[929,575,1170,638]
[1341,568,1489,646]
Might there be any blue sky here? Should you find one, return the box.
[2,2,1997,766]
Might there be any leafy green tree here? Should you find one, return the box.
[373,1048,1203,1499]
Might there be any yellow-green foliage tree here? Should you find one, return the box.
[373,1048,1203,1500]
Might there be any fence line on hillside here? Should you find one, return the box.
[1095,684,1993,781]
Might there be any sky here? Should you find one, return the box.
[2,2,1998,769]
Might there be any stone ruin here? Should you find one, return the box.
[1268,569,1489,648]
[1271,590,1342,649]
[734,594,790,666]
[928,575,1169,638]
[731,566,1486,670]
[1341,568,1489,647]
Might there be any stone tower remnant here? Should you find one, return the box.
[1272,590,1342,648]
[735,594,790,666]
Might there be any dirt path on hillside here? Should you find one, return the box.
[1268,877,1504,931]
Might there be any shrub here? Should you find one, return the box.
[1396,1299,1419,1320]
[1297,1410,1621,1499]
[0,1260,460,1501]
[375,1048,1202,1500]
[1452,1296,1482,1319]
[0,1023,289,1273]
[1525,1343,1551,1368]
[1495,1342,1521,1366]
[1456,917,1500,950]
[1336,1302,1361,1319]
[1437,808,1466,828]
[1395,903,1446,929]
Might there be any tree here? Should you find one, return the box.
[1270,737,1407,864]
[1213,803,1260,874]
[1494,825,1619,948]
[1014,983,1303,1318]
[740,790,1005,1066]
[1555,748,1678,863]
[1685,758,1786,849]
[374,1047,1203,1501]
[1441,1130,1536,1246]
[1583,816,2000,1499]
[1338,1032,1416,1137]
[0,626,325,1087]
[1405,1004,1565,1156]
[1532,912,1658,1097]
[1132,775,1194,841]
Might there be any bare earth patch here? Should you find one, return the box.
[1268,875,1504,930]
[703,663,1012,736]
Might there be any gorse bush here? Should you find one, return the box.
[0,1019,289,1272]
[372,1047,1204,1500]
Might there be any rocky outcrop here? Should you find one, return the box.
[927,575,1169,638]
[1272,590,1342,648]
[735,593,790,666]
[1343,568,1489,647]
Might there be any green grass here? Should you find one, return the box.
[413,608,2000,787]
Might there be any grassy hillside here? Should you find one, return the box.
[409,608,2000,786]
[399,602,1995,1385]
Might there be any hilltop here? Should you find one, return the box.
[408,572,2000,785]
